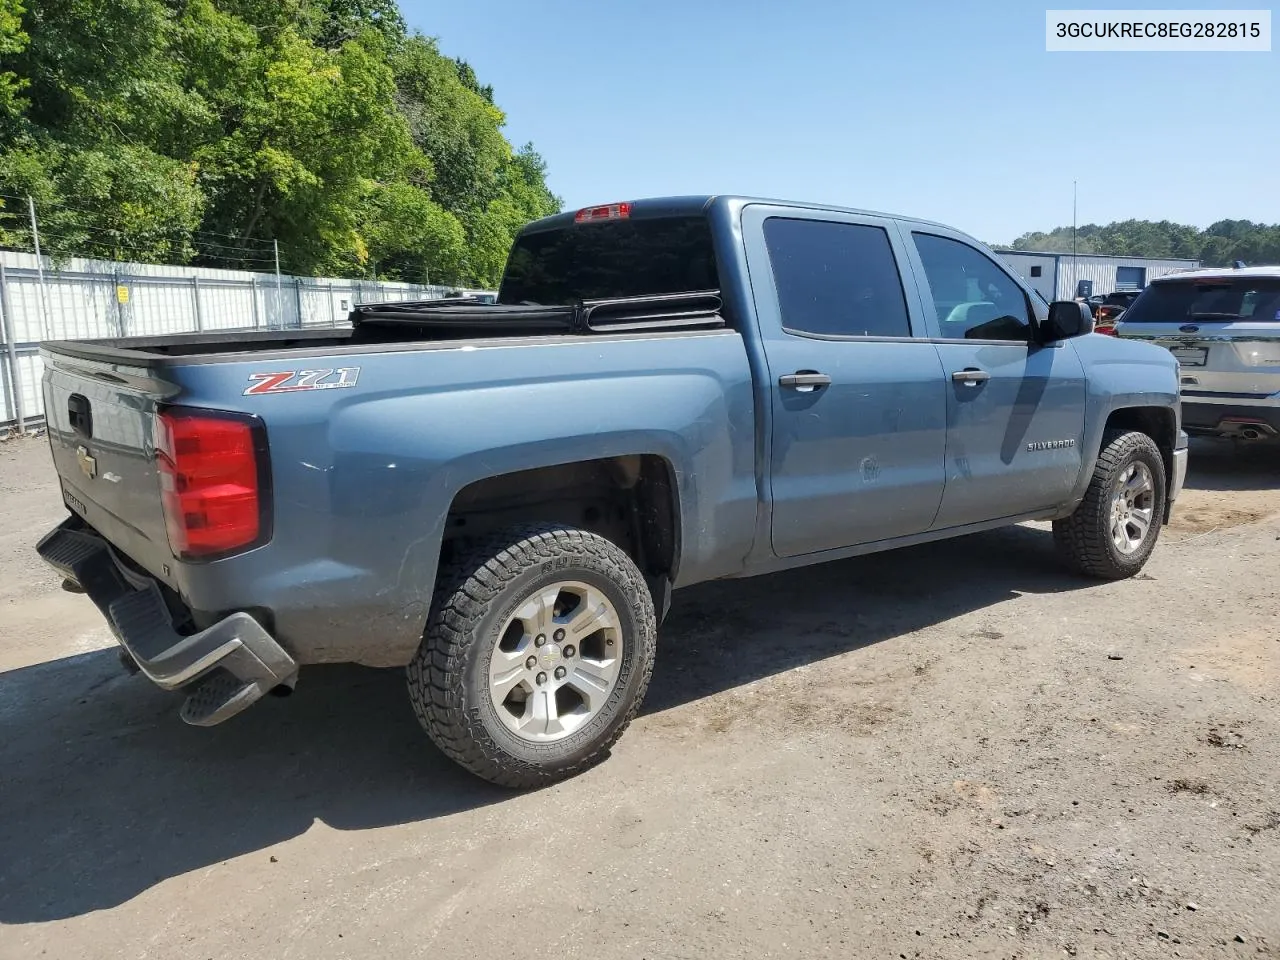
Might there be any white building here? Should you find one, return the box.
[994,250,1201,302]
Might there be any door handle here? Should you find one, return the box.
[779,372,832,391]
[951,369,990,385]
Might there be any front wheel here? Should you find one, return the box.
[1053,429,1167,579]
[408,524,656,788]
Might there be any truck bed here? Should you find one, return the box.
[45,327,358,362]
[39,321,757,671]
[41,292,727,366]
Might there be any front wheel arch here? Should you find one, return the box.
[1100,406,1177,516]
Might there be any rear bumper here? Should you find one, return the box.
[37,520,298,725]
[1182,399,1280,440]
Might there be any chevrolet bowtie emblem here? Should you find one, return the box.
[76,445,97,480]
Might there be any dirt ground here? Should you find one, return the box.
[0,434,1277,960]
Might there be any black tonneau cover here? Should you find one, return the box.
[350,290,725,336]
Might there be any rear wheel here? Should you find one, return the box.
[1054,429,1166,579]
[407,524,656,788]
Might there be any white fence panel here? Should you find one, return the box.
[0,250,460,429]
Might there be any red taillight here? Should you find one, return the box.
[574,202,631,223]
[1095,323,1117,336]
[156,409,267,559]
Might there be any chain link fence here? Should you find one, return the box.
[0,250,456,431]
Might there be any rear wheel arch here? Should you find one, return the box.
[440,454,682,598]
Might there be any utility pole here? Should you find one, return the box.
[1072,180,1078,298]
[27,196,53,340]
[273,239,284,329]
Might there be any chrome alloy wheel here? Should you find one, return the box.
[1110,461,1155,555]
[488,581,624,743]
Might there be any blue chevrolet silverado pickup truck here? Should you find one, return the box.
[36,195,1188,787]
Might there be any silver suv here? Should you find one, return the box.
[1116,267,1280,442]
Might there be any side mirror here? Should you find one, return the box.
[1042,300,1094,342]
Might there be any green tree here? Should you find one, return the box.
[0,0,209,257]
[187,22,420,272]
[452,58,494,104]
[313,0,406,51]
[0,0,559,282]
[391,35,510,217]
[360,180,466,282]
[0,143,204,262]
[1006,219,1280,268]
[389,35,559,285]
[0,0,27,130]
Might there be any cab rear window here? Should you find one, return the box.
[1122,278,1280,323]
[498,216,718,305]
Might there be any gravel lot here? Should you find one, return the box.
[0,434,1277,960]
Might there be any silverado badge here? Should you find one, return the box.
[1027,439,1076,451]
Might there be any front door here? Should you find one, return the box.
[902,229,1087,529]
[741,206,948,558]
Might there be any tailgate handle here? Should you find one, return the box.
[67,394,93,439]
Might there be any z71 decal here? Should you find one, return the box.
[243,367,361,396]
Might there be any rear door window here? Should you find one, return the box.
[1122,278,1280,323]
[761,217,912,338]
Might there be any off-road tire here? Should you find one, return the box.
[1053,429,1166,580]
[407,523,657,788]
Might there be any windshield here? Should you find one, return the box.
[498,216,719,305]
[1120,278,1280,323]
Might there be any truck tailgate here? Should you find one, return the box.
[43,350,176,584]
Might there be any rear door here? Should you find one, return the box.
[1117,275,1280,405]
[900,229,1087,530]
[741,205,948,558]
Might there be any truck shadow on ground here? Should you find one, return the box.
[646,522,1088,713]
[0,523,1088,924]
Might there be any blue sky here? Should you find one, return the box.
[402,0,1278,244]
